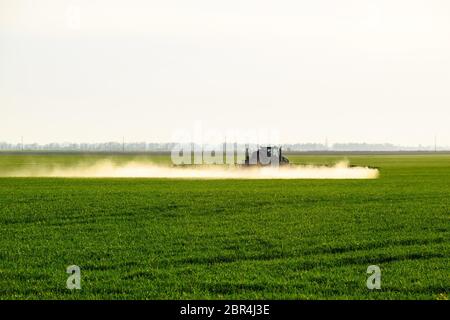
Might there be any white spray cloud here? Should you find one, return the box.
[3,160,379,179]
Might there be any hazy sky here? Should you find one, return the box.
[1,0,449,145]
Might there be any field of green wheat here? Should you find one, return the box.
[0,153,448,299]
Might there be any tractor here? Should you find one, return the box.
[243,146,289,166]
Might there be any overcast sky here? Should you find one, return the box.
[1,0,449,145]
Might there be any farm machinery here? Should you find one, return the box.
[243,146,289,167]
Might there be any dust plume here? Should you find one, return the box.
[3,160,379,179]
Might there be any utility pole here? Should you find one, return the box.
[122,136,125,153]
[434,135,437,152]
[21,136,24,152]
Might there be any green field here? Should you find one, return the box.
[0,153,448,299]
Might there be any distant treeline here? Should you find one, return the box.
[0,142,447,152]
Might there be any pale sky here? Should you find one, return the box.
[1,0,449,145]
